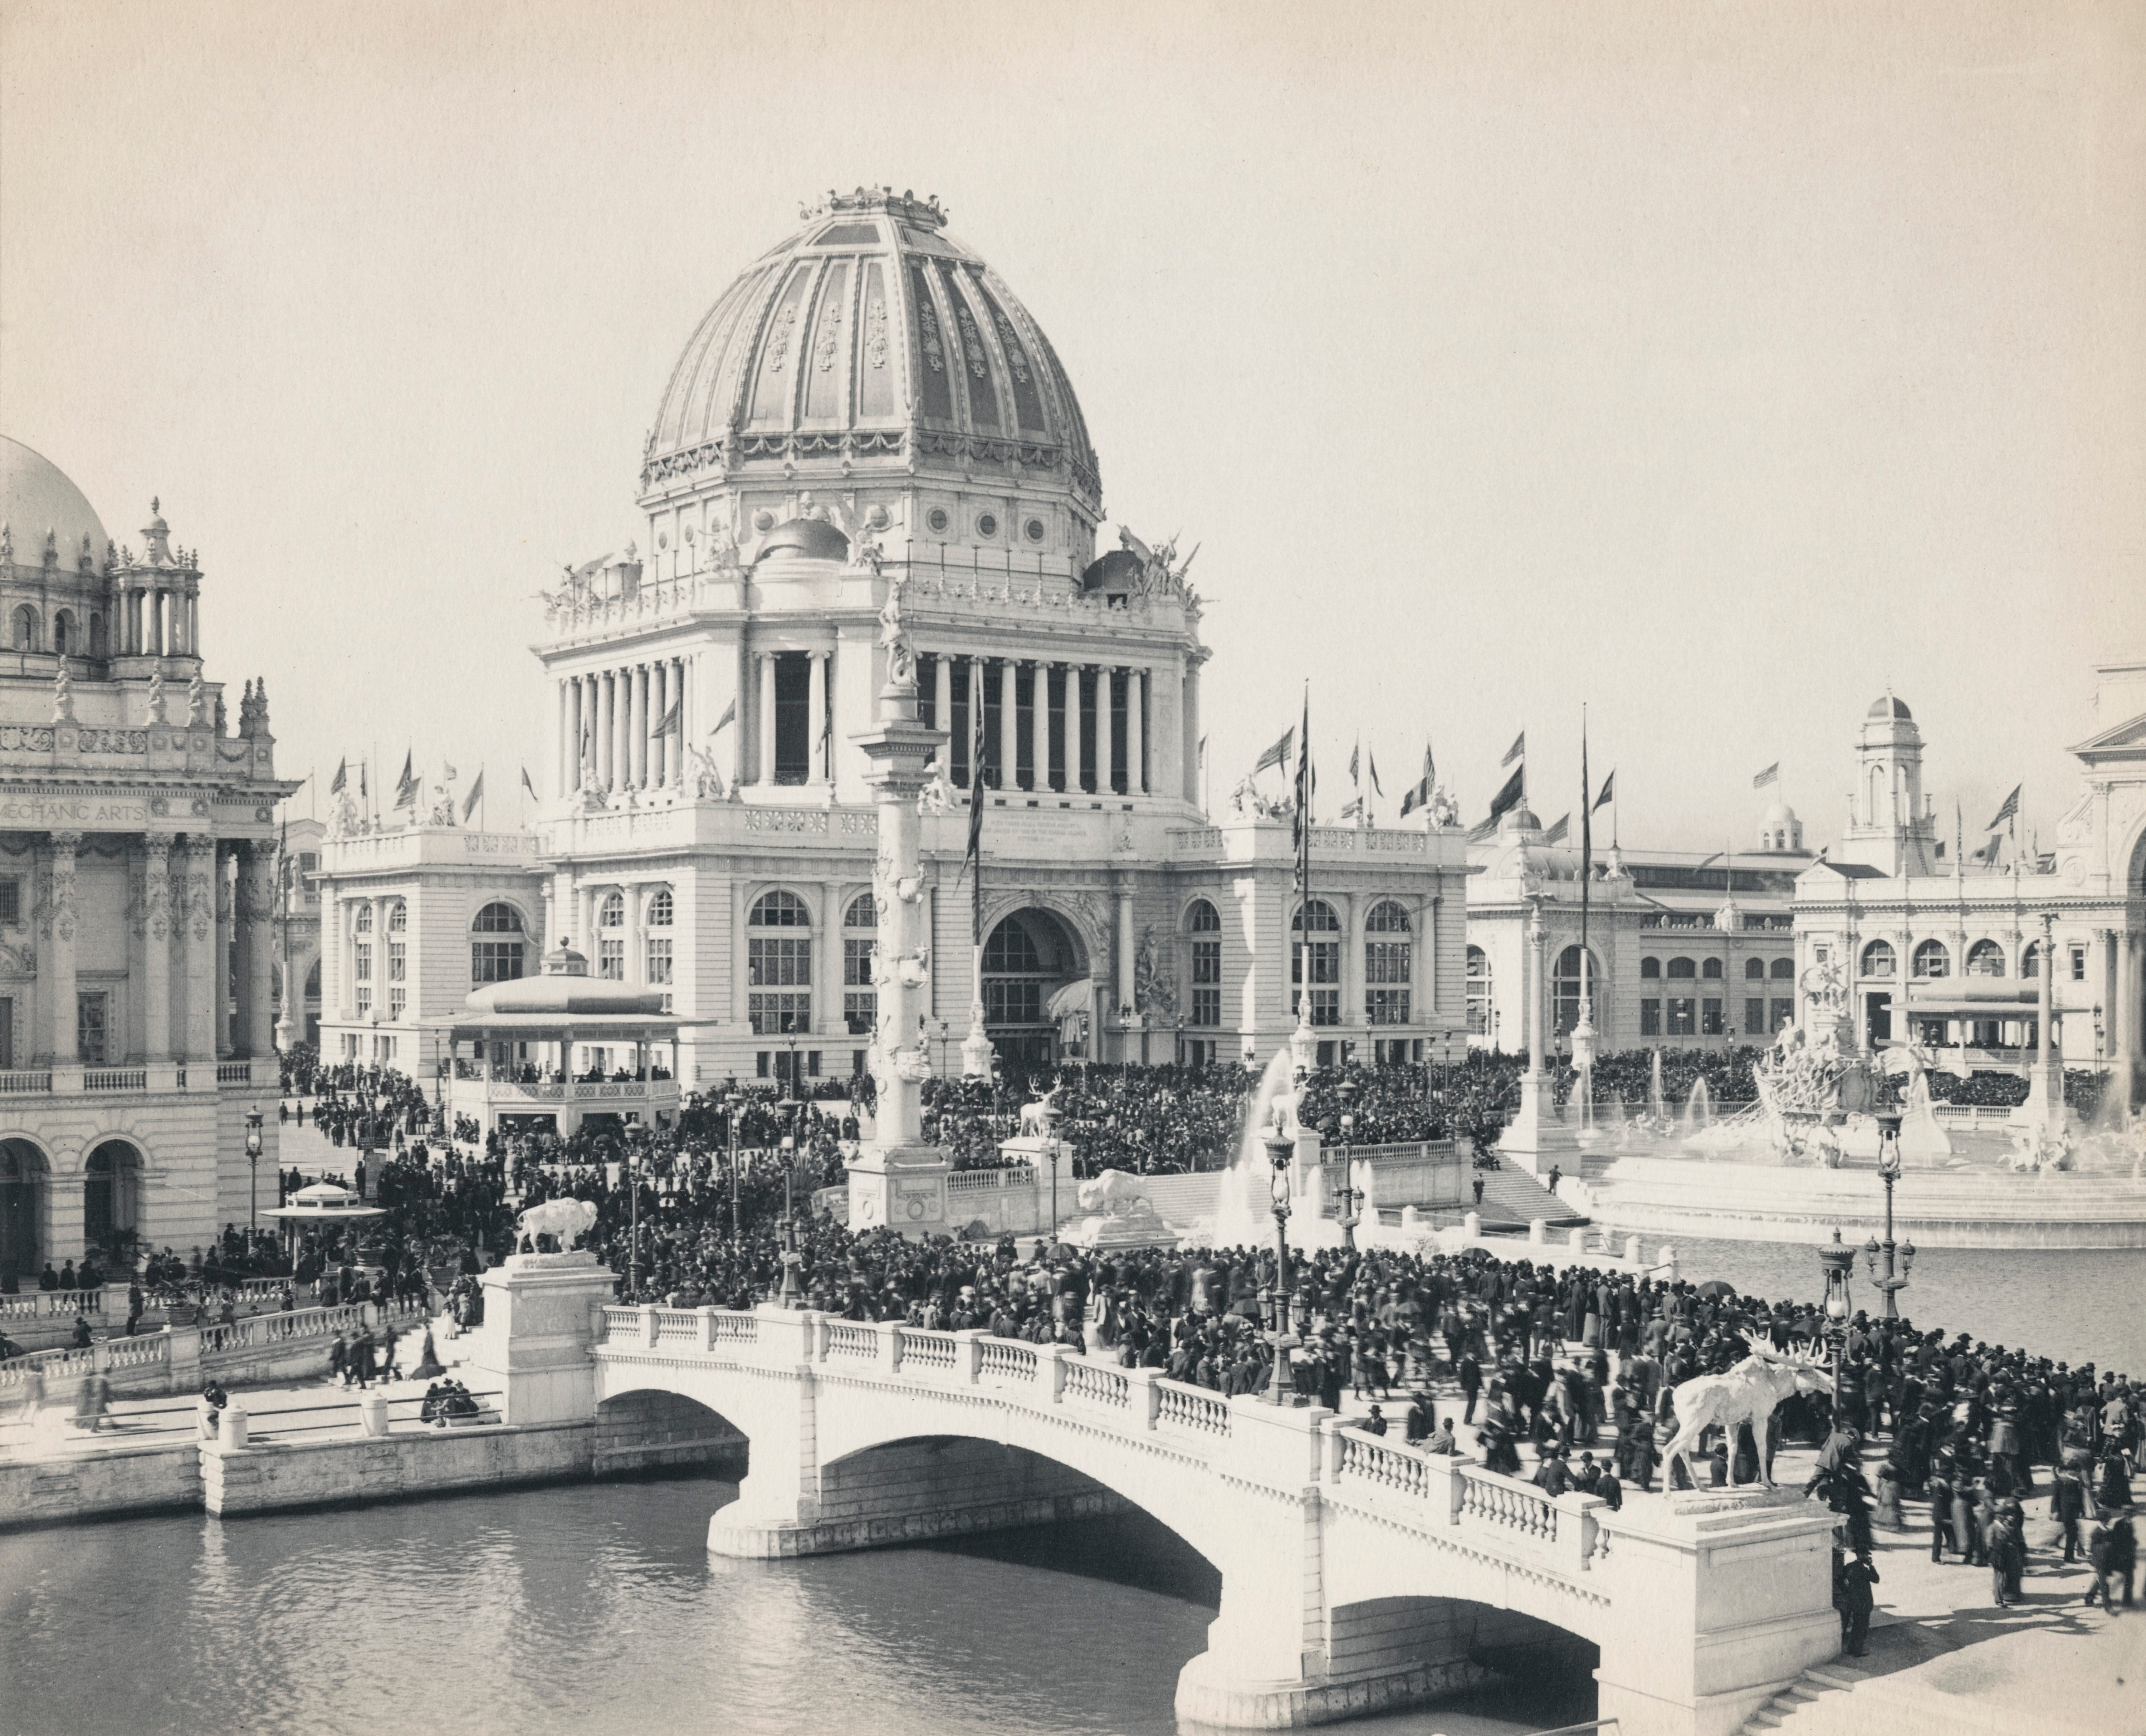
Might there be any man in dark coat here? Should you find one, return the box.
[1834,1553,1879,1656]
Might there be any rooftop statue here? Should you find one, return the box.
[877,574,914,689]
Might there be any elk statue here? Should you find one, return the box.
[1661,1343,1834,1491]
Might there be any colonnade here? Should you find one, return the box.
[560,656,691,797]
[112,582,198,658]
[923,653,1153,797]
[25,832,274,1068]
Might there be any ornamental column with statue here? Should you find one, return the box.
[846,578,954,1236]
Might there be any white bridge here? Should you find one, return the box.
[592,1302,1841,1735]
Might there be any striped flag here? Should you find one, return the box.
[1544,813,1569,845]
[1593,769,1615,811]
[1753,762,1779,790]
[1985,784,2021,832]
[460,769,485,822]
[1501,731,1525,768]
[1254,727,1293,775]
[329,757,347,795]
[710,697,737,736]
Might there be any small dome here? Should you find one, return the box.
[753,516,851,564]
[1497,803,1543,838]
[1763,801,1797,825]
[1867,694,1912,721]
[1,435,108,569]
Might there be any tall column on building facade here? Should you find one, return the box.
[557,680,572,797]
[182,836,217,1064]
[595,673,612,792]
[933,655,953,746]
[1184,652,1205,807]
[1128,667,1146,797]
[1097,667,1116,796]
[649,661,668,788]
[999,660,1019,790]
[759,653,778,785]
[141,836,172,1061]
[1115,886,1137,1030]
[807,651,829,783]
[241,842,277,1057]
[214,847,236,1058]
[628,665,647,789]
[1035,663,1054,793]
[2021,911,2064,1133]
[46,832,81,1066]
[1066,665,1085,793]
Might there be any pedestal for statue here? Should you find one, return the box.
[1497,1069,1580,1177]
[467,1251,619,1426]
[847,1145,953,1235]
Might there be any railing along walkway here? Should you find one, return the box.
[601,1305,1234,1446]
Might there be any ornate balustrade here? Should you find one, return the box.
[84,1068,149,1091]
[0,1287,106,1322]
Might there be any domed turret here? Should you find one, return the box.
[1758,800,1804,852]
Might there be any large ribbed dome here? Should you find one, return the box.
[1,435,108,573]
[642,190,1099,513]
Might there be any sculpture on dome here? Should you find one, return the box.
[1116,525,1198,600]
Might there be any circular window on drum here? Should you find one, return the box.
[976,512,998,539]
[1025,517,1045,544]
[927,507,950,534]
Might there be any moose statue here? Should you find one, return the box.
[1661,1343,1834,1491]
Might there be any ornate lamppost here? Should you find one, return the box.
[1862,1111,1915,1320]
[1261,1124,1299,1404]
[777,1124,805,1308]
[1334,1075,1363,1251]
[625,1122,646,1299]
[725,1089,744,1246]
[245,1104,264,1232]
[1818,1227,1856,1403]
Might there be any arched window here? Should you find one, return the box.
[1552,945,1597,1036]
[1291,900,1340,1026]
[842,894,876,1034]
[980,909,1080,1065]
[1771,957,1795,980]
[1364,901,1411,1026]
[2,1139,49,1277]
[748,890,812,1034]
[596,890,627,979]
[52,610,73,656]
[1666,957,1697,980]
[82,1140,141,1250]
[2021,942,2042,979]
[470,901,525,985]
[1861,940,1896,977]
[1639,957,1661,979]
[1701,957,1724,980]
[11,605,38,652]
[386,900,407,933]
[1186,899,1222,1028]
[1745,957,1766,980]
[1912,940,1949,979]
[1965,940,2005,978]
[1466,945,1493,1036]
[353,904,373,936]
[645,887,675,992]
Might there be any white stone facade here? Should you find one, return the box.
[0,436,291,1275]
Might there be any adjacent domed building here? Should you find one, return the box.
[0,437,293,1278]
[314,193,1475,1127]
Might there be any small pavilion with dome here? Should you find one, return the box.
[422,941,682,1139]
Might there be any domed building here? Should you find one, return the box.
[314,192,1475,1120]
[0,436,292,1278]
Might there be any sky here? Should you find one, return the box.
[3,0,2140,852]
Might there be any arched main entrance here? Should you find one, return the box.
[982,909,1085,1068]
[1,1139,46,1277]
[83,1139,143,1255]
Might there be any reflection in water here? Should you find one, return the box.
[2,1477,1594,1736]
